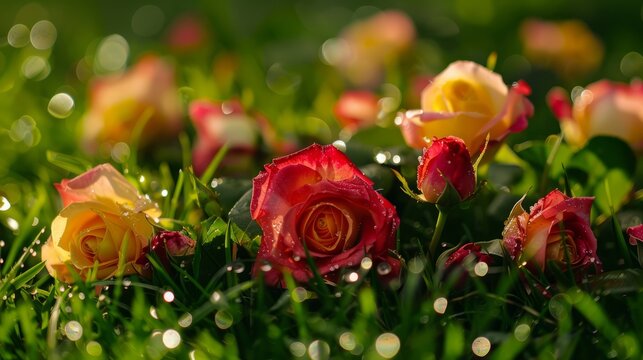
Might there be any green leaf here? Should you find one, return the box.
[391,168,424,201]
[230,222,260,255]
[203,217,228,245]
[228,189,262,238]
[589,269,643,294]
[566,136,636,215]
[10,261,45,290]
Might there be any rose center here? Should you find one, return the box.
[299,202,359,254]
[437,79,494,116]
[546,229,578,263]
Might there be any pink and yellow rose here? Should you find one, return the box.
[42,164,160,282]
[82,55,183,153]
[502,190,601,275]
[250,144,399,286]
[548,80,643,152]
[398,61,533,157]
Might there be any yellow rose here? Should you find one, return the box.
[42,164,160,282]
[398,61,534,157]
[82,55,183,154]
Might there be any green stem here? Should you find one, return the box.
[429,208,448,261]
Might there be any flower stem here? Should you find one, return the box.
[429,207,448,261]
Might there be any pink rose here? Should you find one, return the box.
[190,99,260,175]
[502,190,601,275]
[82,56,182,153]
[398,61,533,158]
[251,144,399,286]
[417,136,476,204]
[548,80,643,152]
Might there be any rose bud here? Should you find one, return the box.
[190,99,260,176]
[443,243,493,285]
[149,231,196,270]
[417,136,476,204]
[398,61,534,159]
[331,10,415,87]
[81,56,182,154]
[42,164,161,282]
[627,224,643,245]
[251,144,400,287]
[502,190,601,277]
[520,19,603,80]
[333,91,380,133]
[547,80,643,153]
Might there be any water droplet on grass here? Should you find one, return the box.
[162,329,181,349]
[64,321,83,341]
[215,310,233,329]
[375,333,400,359]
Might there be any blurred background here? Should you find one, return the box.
[0,0,641,177]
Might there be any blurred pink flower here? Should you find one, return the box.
[166,14,209,53]
[82,55,182,153]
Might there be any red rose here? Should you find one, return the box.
[444,243,492,269]
[251,144,399,286]
[417,136,476,204]
[627,224,643,245]
[502,190,601,275]
[333,91,380,133]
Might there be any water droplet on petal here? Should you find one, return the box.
[376,262,392,276]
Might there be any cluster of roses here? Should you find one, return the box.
[42,57,643,290]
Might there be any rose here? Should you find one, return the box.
[329,10,415,87]
[82,55,182,154]
[398,61,534,157]
[502,190,601,275]
[250,144,399,286]
[442,243,493,286]
[333,91,380,133]
[547,81,643,152]
[520,19,603,80]
[417,136,476,204]
[166,14,209,53]
[149,231,196,270]
[190,99,297,176]
[627,224,643,245]
[190,99,260,175]
[41,164,160,282]
[444,243,492,270]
